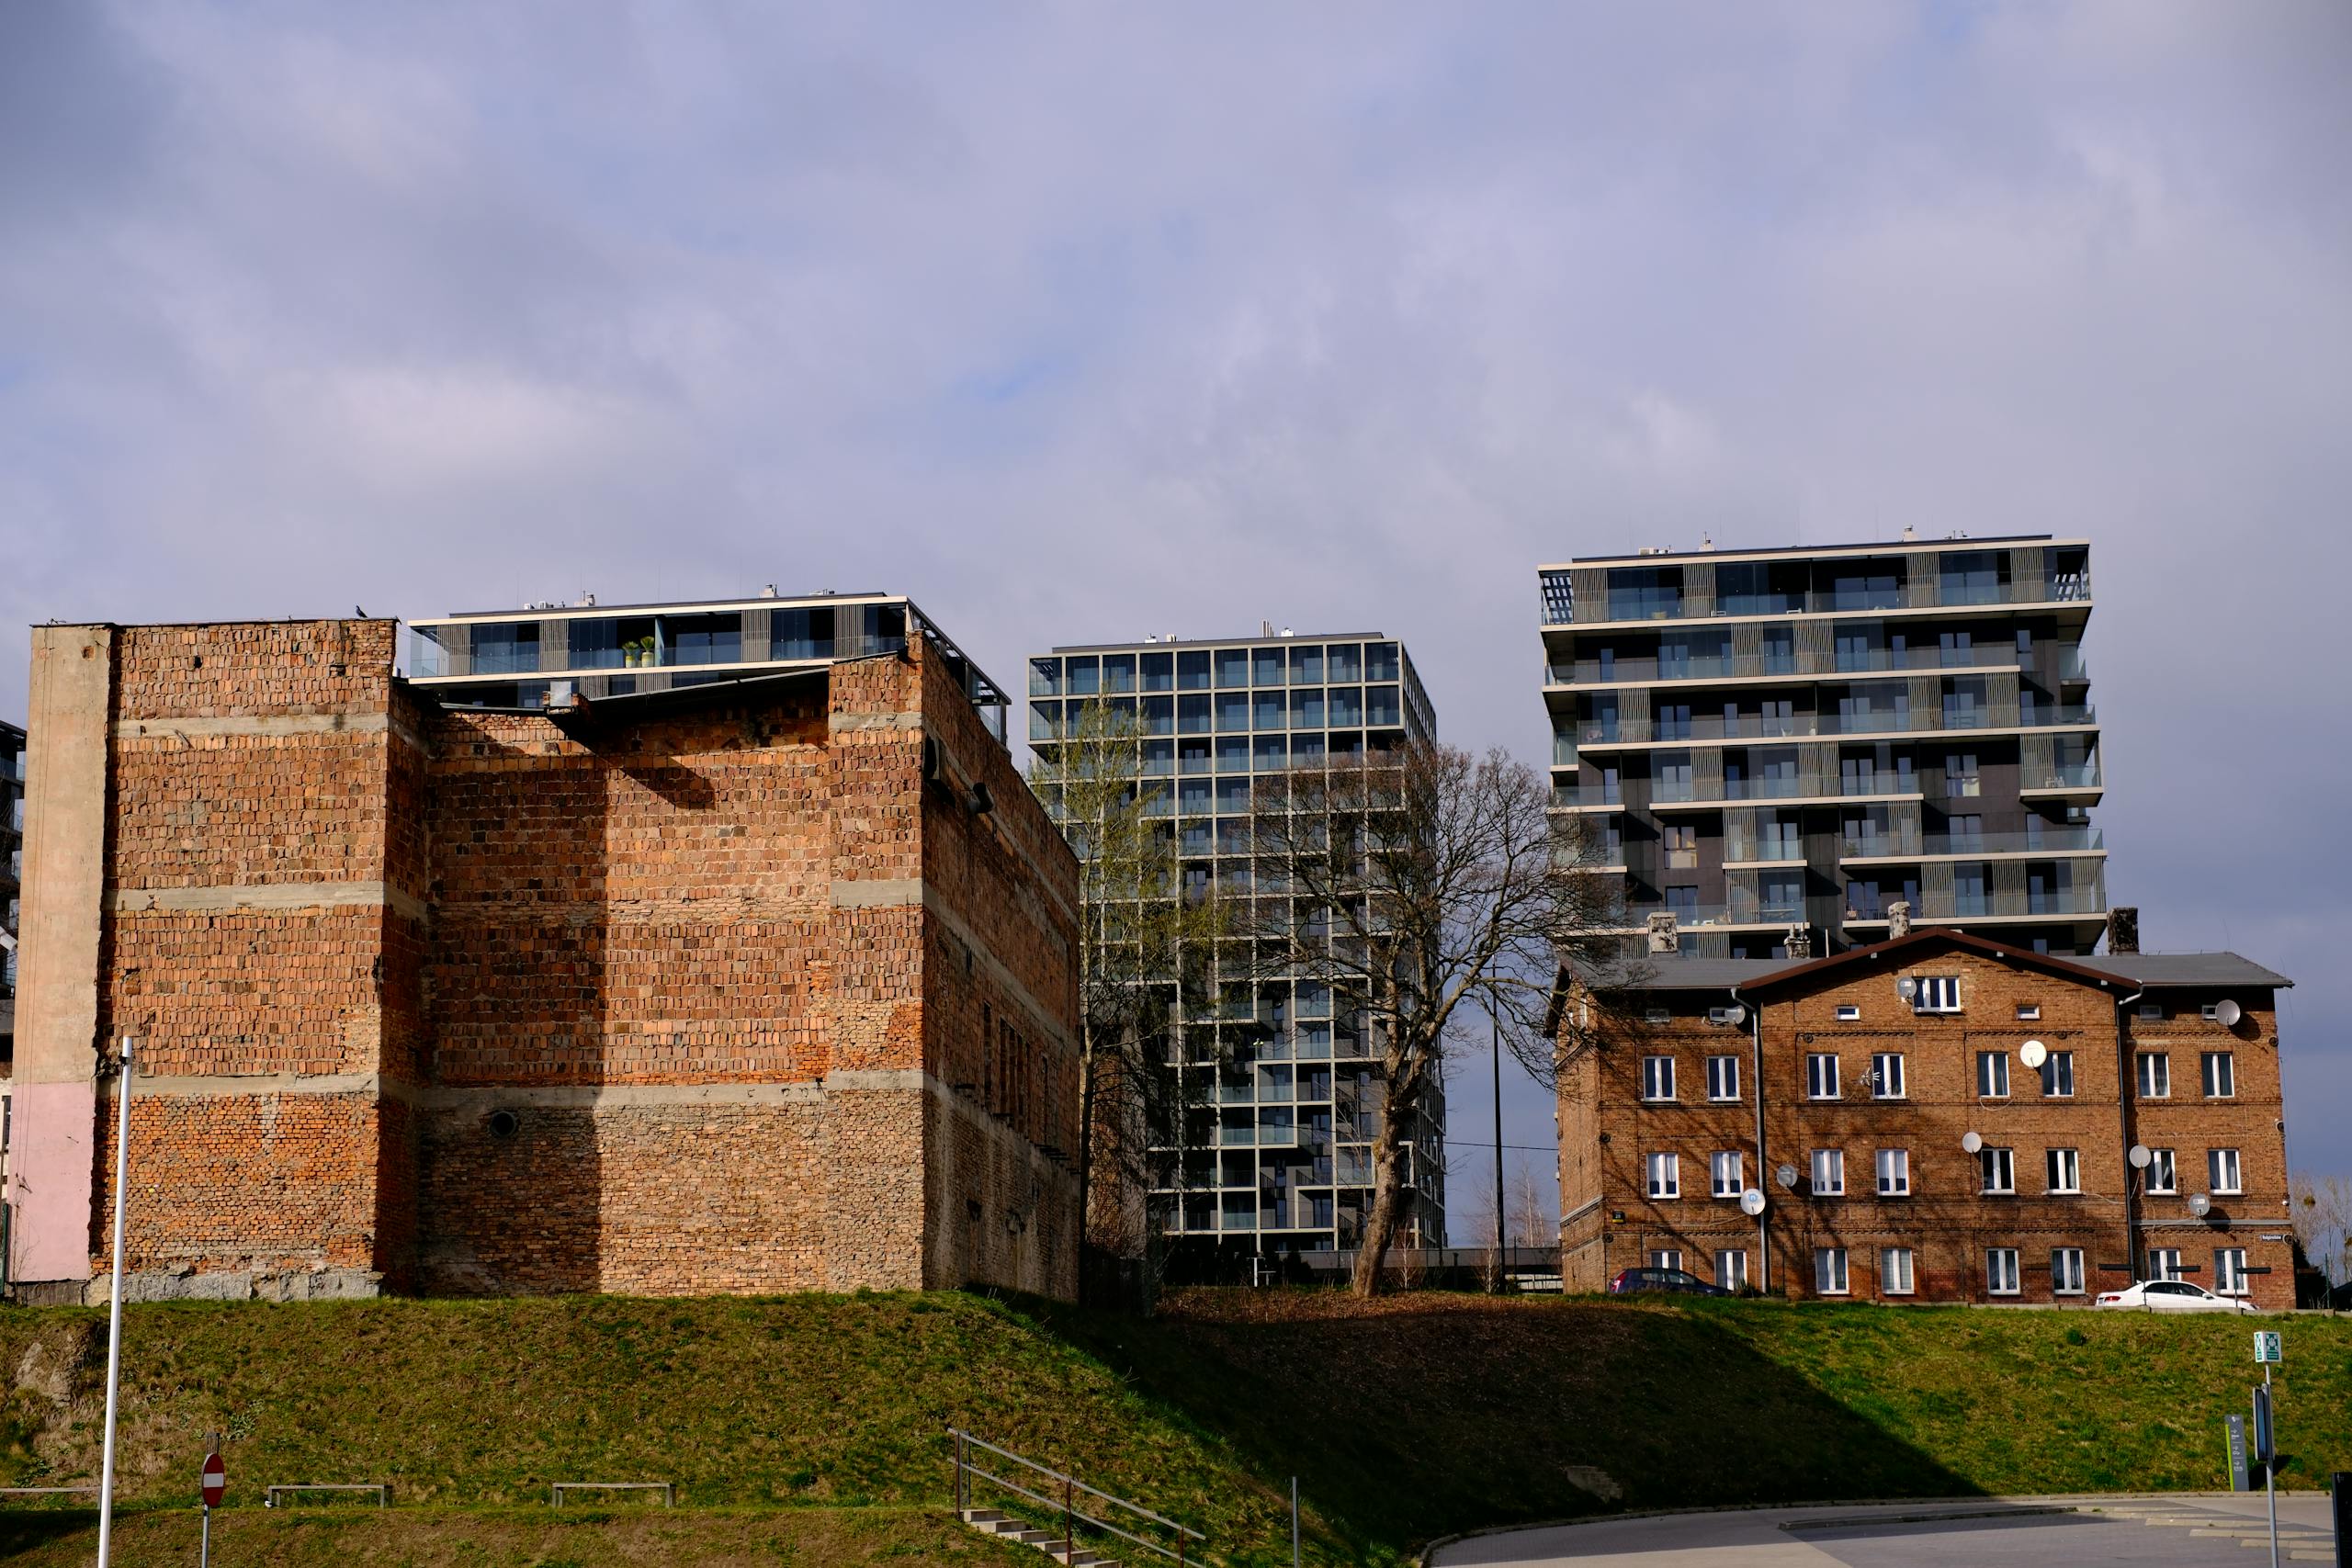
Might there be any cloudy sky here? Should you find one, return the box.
[6,2,2348,1226]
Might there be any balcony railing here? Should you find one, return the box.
[1546,644,2024,685]
[1652,773,1919,805]
[1839,827,2104,860]
[1628,899,1807,930]
[1542,571,2093,626]
[1843,885,2106,922]
[2023,763,2103,792]
[1569,703,2096,745]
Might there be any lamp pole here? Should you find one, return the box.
[1491,980,1505,1292]
[96,1035,135,1568]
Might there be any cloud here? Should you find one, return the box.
[2,0,2347,1215]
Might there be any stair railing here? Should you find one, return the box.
[947,1427,1208,1565]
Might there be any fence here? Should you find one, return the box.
[949,1427,1206,1565]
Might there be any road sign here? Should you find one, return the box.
[201,1451,225,1508]
[2254,1330,2282,1364]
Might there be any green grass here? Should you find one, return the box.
[0,1291,2341,1565]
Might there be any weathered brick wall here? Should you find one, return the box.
[1562,938,2295,1307]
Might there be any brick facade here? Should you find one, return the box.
[13,618,1080,1302]
[1557,931,2295,1309]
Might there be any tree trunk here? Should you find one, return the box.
[1350,1100,1415,1297]
[1074,1029,1098,1295]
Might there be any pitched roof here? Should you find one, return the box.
[1737,927,2127,994]
[2070,953,2293,989]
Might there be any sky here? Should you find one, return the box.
[4,1,2349,1234]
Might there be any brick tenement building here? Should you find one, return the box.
[7,617,1080,1302]
[1554,929,2296,1307]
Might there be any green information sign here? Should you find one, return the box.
[2253,1330,2282,1364]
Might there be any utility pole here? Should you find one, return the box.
[96,1035,135,1568]
[1490,987,1505,1292]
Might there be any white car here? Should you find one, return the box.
[2095,1280,2258,1314]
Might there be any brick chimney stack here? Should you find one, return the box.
[2108,906,2140,954]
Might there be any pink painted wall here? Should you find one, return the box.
[10,1081,95,1282]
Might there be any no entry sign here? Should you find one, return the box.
[201,1451,225,1508]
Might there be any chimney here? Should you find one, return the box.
[1887,900,1912,940]
[2108,907,2140,954]
[1784,925,1813,960]
[1646,912,1680,955]
[1261,619,1275,637]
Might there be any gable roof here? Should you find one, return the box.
[2070,953,2293,989]
[1737,927,2125,996]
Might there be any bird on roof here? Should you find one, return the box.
[356,605,368,617]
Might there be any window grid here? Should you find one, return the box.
[1809,1148,1845,1197]
[2052,1247,2086,1295]
[2208,1148,2242,1195]
[1805,1053,1840,1100]
[1881,1247,1915,1295]
[1871,1052,1905,1100]
[1979,1146,2015,1194]
[2040,1051,2075,1098]
[1986,1247,2021,1295]
[1705,1055,1741,1102]
[2045,1147,2081,1194]
[2146,1148,2177,1193]
[1646,1152,1680,1200]
[2215,1248,2250,1296]
[1710,1151,1745,1199]
[1976,1051,2010,1098]
[1815,1247,1849,1296]
[2201,1052,2235,1099]
[1875,1147,1911,1196]
[2136,1052,2170,1098]
[1640,1055,1677,1102]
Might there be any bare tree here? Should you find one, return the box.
[1508,1157,1554,1249]
[1245,740,1621,1295]
[1027,701,1223,1296]
[2290,1171,2352,1287]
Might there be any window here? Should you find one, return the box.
[2136,1052,2170,1098]
[1645,1153,1680,1200]
[1915,976,1962,1013]
[1871,1052,1905,1099]
[1986,1247,2021,1295]
[2053,1247,2086,1295]
[1711,1151,1745,1198]
[2137,1000,2166,1021]
[1805,1053,1840,1100]
[2040,1050,2075,1098]
[2214,1249,2250,1296]
[2016,1004,2041,1021]
[2045,1148,2081,1194]
[1705,1055,1741,1101]
[2208,1148,2242,1195]
[2201,1052,2235,1099]
[2146,1147,2177,1193]
[1979,1146,2015,1194]
[1946,752,1981,796]
[1647,1248,1683,1272]
[1715,1249,1749,1292]
[2147,1247,2183,1281]
[1640,1055,1677,1101]
[1815,1247,1849,1295]
[1836,1004,1860,1021]
[1976,1051,2010,1098]
[1664,823,1698,869]
[1881,1247,1916,1295]
[1876,1147,1911,1196]
[1644,1007,1671,1026]
[1810,1148,1846,1196]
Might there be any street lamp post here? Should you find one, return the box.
[96,1035,135,1568]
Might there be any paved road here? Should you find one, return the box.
[1434,1495,2342,1566]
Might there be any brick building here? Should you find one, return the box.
[1555,927,2296,1307]
[7,617,1080,1302]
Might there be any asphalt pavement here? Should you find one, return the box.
[1432,1494,2342,1565]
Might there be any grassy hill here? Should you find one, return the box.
[0,1289,2341,1565]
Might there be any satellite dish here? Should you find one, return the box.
[1961,1131,1984,1155]
[2215,999,2243,1027]
[2018,1041,2048,1069]
[2188,1193,2211,1218]
[1774,1163,1800,1190]
[1723,1003,1747,1025]
[1739,1188,1767,1216]
[1896,976,1918,1000]
[2128,1144,2153,1169]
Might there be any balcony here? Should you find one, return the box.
[1839,827,2104,862]
[1842,885,2107,924]
[2021,762,2103,797]
[1540,571,2093,626]
[1651,773,1923,807]
[1568,703,2096,747]
[1545,644,2025,686]
[1625,899,1807,931]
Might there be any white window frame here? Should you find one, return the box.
[2214,1248,2249,1296]
[1979,1146,2015,1194]
[1809,1147,1845,1197]
[1986,1247,2021,1295]
[1915,975,1962,1013]
[2136,1052,2169,1098]
[1871,1052,1905,1100]
[1881,1246,1916,1296]
[2146,1147,2177,1194]
[1876,1146,1911,1196]
[1645,1151,1680,1200]
[1976,1051,2010,1098]
[1805,1052,1840,1100]
[2015,1003,2041,1021]
[1648,1247,1683,1273]
[1710,1150,1744,1198]
[1640,1055,1677,1102]
[2208,1147,2242,1196]
[2046,1147,2081,1194]
[1705,1055,1741,1102]
[2201,1052,2235,1099]
[1835,1004,1860,1021]
[1714,1248,1748,1292]
[1815,1247,1849,1296]
[2040,1050,2075,1098]
[2147,1247,2183,1281]
[2052,1247,2086,1295]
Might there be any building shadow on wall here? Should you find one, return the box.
[1021,1295,1984,1562]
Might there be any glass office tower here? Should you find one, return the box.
[1025,629,1445,1278]
[407,590,1008,741]
[1540,535,2104,957]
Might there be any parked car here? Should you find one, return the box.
[1608,1267,1732,1298]
[2094,1280,2258,1314]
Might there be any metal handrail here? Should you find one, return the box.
[949,1427,1206,1565]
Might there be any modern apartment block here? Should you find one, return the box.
[1540,535,2103,957]
[1024,629,1445,1275]
[1554,925,2296,1308]
[406,589,1009,744]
